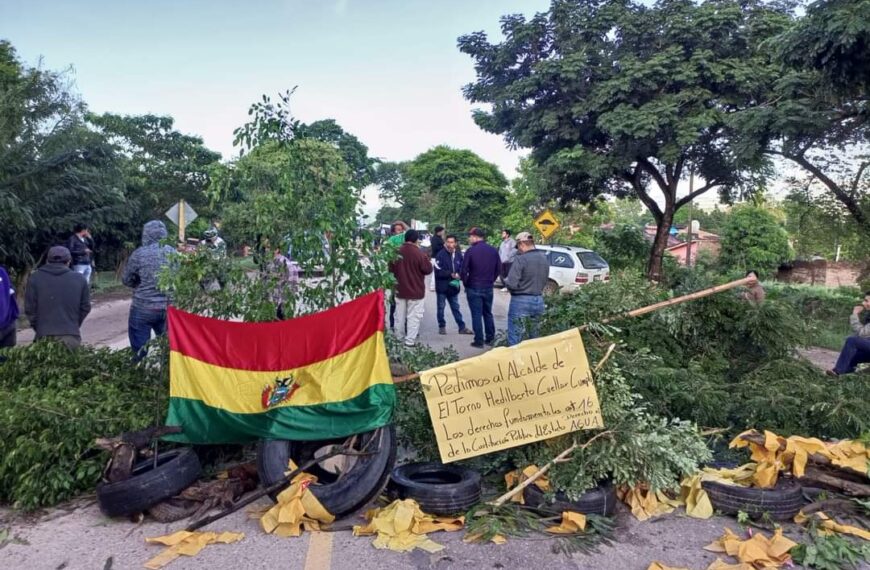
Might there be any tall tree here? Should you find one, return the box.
[458,0,793,279]
[719,205,792,276]
[738,0,870,233]
[0,41,129,279]
[405,146,509,233]
[88,113,221,224]
[296,119,378,188]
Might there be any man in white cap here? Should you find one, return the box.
[24,246,91,348]
[503,231,549,346]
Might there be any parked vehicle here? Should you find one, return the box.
[535,244,610,294]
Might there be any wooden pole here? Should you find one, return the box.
[178,199,186,244]
[392,276,755,384]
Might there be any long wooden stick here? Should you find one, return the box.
[488,429,614,507]
[392,276,755,384]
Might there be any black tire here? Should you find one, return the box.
[389,462,481,516]
[523,483,617,517]
[97,448,202,518]
[257,425,397,518]
[702,480,804,521]
[543,279,560,296]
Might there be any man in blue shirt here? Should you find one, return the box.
[460,227,501,348]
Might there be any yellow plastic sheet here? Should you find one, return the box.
[257,463,335,538]
[352,499,464,553]
[704,527,797,569]
[616,485,678,521]
[144,531,244,569]
[705,560,755,570]
[545,511,587,534]
[794,510,870,541]
[503,465,550,504]
[729,430,869,488]
[678,473,714,519]
[646,563,690,570]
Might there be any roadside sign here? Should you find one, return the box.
[165,200,198,242]
[165,200,198,228]
[534,209,561,239]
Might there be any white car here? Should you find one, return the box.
[535,244,610,294]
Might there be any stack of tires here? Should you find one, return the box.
[256,425,397,518]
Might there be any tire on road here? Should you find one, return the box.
[523,482,617,517]
[701,480,804,520]
[543,279,560,296]
[388,462,481,516]
[97,448,202,518]
[257,425,397,518]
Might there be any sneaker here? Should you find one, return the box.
[484,340,495,347]
[458,328,473,335]
[825,369,839,377]
[470,341,484,348]
[404,341,416,348]
[439,327,447,335]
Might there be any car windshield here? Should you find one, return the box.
[577,252,608,269]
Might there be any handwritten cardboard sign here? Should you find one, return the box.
[419,329,603,463]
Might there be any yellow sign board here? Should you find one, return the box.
[534,209,561,239]
[419,329,604,463]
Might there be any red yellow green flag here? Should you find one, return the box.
[164,291,394,443]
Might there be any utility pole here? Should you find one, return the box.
[686,171,694,267]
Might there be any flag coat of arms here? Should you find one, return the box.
[164,290,395,443]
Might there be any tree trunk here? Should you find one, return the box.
[646,207,674,281]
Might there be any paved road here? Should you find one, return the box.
[14,287,515,359]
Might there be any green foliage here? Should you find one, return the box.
[782,185,867,261]
[295,119,378,188]
[501,158,545,235]
[792,524,870,570]
[719,206,793,276]
[539,271,870,440]
[0,41,131,276]
[0,342,165,509]
[592,225,650,273]
[459,0,792,277]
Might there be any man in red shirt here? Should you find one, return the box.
[389,229,433,347]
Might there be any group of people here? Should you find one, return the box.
[0,220,175,359]
[387,221,551,349]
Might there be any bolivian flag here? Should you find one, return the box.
[164,291,395,444]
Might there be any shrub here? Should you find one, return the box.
[0,342,165,509]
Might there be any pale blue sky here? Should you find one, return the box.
[2,0,551,180]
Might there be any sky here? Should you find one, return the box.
[1,0,549,178]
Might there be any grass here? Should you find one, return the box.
[91,271,125,294]
[815,323,850,351]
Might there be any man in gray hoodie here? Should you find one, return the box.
[123,220,176,359]
[25,246,91,348]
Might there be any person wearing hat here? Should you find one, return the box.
[460,227,501,348]
[504,232,549,346]
[24,246,91,349]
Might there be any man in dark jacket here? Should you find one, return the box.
[24,246,91,349]
[389,229,432,347]
[460,227,501,348]
[504,232,550,346]
[0,264,19,349]
[67,223,94,284]
[434,235,472,335]
[428,225,445,293]
[123,220,176,359]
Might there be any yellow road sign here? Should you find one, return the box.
[534,209,561,239]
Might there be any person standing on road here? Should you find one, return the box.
[386,221,409,330]
[24,246,91,349]
[67,223,94,285]
[389,229,432,347]
[460,227,501,348]
[434,235,473,336]
[498,229,517,292]
[504,232,549,346]
[428,226,445,292]
[827,291,870,377]
[0,264,20,349]
[123,220,176,360]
